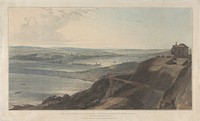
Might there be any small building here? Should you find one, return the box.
[171,42,189,58]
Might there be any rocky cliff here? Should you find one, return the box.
[11,57,192,110]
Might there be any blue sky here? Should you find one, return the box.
[9,8,192,49]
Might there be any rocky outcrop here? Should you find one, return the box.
[159,64,192,109]
[11,57,191,110]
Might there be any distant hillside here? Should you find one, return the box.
[9,46,169,61]
[9,46,121,64]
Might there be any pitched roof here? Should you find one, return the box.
[175,43,189,48]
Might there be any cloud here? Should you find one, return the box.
[9,8,191,49]
[12,8,98,45]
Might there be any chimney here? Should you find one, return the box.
[175,42,177,46]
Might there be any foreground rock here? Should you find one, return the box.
[11,57,192,110]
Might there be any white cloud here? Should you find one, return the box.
[10,8,98,46]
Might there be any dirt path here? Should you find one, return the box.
[107,74,146,88]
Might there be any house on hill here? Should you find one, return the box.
[171,42,189,58]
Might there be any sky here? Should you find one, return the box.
[9,8,192,49]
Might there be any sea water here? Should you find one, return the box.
[9,73,92,108]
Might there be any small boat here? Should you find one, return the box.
[14,91,21,94]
